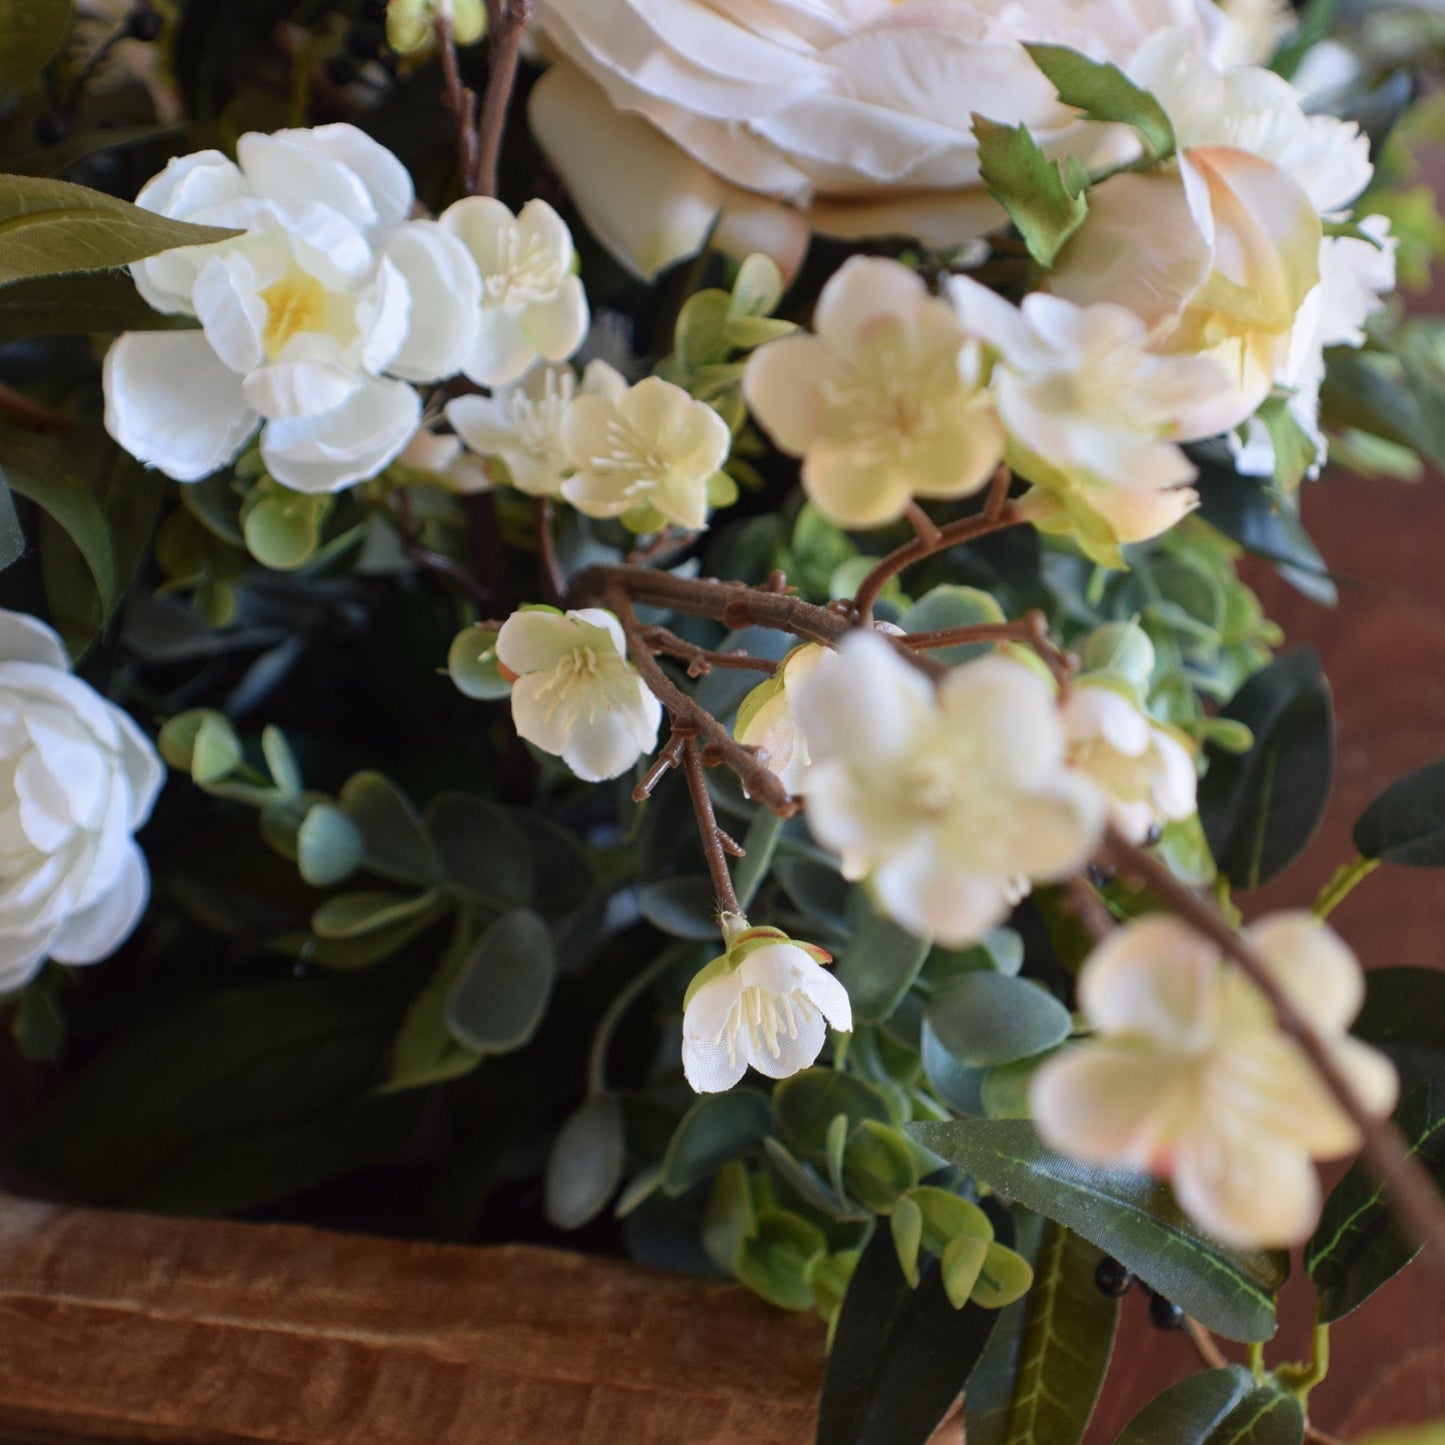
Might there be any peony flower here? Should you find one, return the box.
[527,0,1235,280]
[744,258,1003,531]
[1030,913,1399,1247]
[1061,681,1196,843]
[105,124,481,493]
[438,197,589,388]
[734,643,836,797]
[949,276,1236,565]
[682,924,851,1092]
[446,359,626,498]
[0,610,164,989]
[794,634,1106,946]
[496,606,661,782]
[560,376,732,532]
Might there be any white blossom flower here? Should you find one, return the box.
[105,124,481,493]
[794,634,1106,946]
[734,643,836,797]
[0,611,164,989]
[744,258,1003,531]
[683,925,851,1092]
[1030,913,1399,1247]
[527,0,1237,279]
[560,376,732,532]
[949,275,1236,565]
[446,360,626,497]
[439,197,589,388]
[1062,682,1196,843]
[495,606,661,782]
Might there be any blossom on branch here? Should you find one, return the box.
[744,258,1003,531]
[683,924,851,1092]
[734,643,836,797]
[1030,912,1399,1247]
[496,606,661,782]
[794,634,1105,946]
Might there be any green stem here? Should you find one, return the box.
[1276,1322,1331,1404]
[587,948,692,1096]
[1247,1341,1267,1381]
[1312,855,1381,920]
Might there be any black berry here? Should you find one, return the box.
[1094,1256,1134,1297]
[1148,1294,1186,1331]
[126,7,164,41]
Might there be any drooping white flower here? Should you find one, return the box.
[0,611,164,990]
[1062,681,1196,843]
[1030,913,1398,1248]
[105,125,482,494]
[439,197,589,388]
[734,643,836,797]
[495,606,661,782]
[527,0,1237,279]
[744,258,1003,531]
[446,359,625,498]
[794,634,1106,946]
[683,925,851,1092]
[949,275,1236,566]
[560,376,732,532]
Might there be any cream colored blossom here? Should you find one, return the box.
[794,634,1105,946]
[496,607,661,781]
[734,643,835,797]
[1030,913,1398,1247]
[560,376,731,532]
[683,925,850,1092]
[745,258,1003,531]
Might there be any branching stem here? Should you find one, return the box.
[679,727,743,919]
[476,0,533,198]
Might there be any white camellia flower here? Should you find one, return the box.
[949,275,1236,566]
[446,359,626,497]
[438,197,590,388]
[744,258,1003,531]
[1061,681,1196,843]
[683,924,851,1092]
[0,611,164,990]
[794,634,1106,946]
[105,124,482,494]
[560,376,732,532]
[495,606,661,781]
[528,0,1235,279]
[734,643,836,797]
[1030,913,1399,1247]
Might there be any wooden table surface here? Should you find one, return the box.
[0,469,1440,1445]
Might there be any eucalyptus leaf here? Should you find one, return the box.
[0,174,241,286]
[424,792,531,907]
[339,771,441,887]
[1354,757,1445,866]
[1115,1366,1304,1445]
[444,908,555,1054]
[545,1093,626,1230]
[448,625,511,700]
[312,889,439,940]
[774,1067,895,1165]
[900,585,1007,665]
[662,1087,772,1196]
[296,805,364,888]
[835,912,931,1026]
[926,974,1072,1068]
[638,875,721,940]
[909,1119,1286,1341]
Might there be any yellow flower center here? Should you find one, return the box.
[260,271,332,359]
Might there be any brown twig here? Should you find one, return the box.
[0,382,67,434]
[678,727,744,919]
[1101,825,1445,1265]
[633,730,688,802]
[393,490,494,607]
[475,0,533,198]
[1066,874,1116,943]
[1184,1317,1229,1372]
[534,496,564,604]
[626,527,702,566]
[640,625,779,677]
[900,610,1076,686]
[1303,1428,1348,1445]
[983,462,1013,521]
[434,16,480,196]
[903,500,942,548]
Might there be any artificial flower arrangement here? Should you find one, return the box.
[1,0,1444,1440]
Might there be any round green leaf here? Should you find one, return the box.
[773,1067,894,1165]
[544,1093,625,1230]
[662,1087,772,1196]
[296,804,364,888]
[926,973,1072,1068]
[448,626,512,701]
[444,909,555,1054]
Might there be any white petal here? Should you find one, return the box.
[274,122,414,236]
[237,130,380,236]
[355,255,413,376]
[683,1034,749,1093]
[191,252,267,374]
[497,609,591,675]
[0,930,55,993]
[1245,911,1363,1035]
[243,352,363,420]
[0,612,68,672]
[381,220,483,382]
[525,277,590,365]
[872,845,1013,945]
[260,374,420,492]
[1078,915,1222,1046]
[47,844,148,965]
[792,632,933,766]
[562,702,659,782]
[465,308,538,389]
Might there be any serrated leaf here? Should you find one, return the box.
[545,1093,625,1230]
[0,174,241,286]
[1354,757,1445,866]
[444,908,555,1053]
[1024,43,1176,161]
[909,1119,1286,1341]
[0,0,71,93]
[1307,1070,1445,1323]
[1199,648,1334,891]
[973,113,1088,268]
[1115,1366,1304,1445]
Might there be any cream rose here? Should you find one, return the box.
[528,0,1233,279]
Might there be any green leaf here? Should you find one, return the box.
[444,908,555,1053]
[843,1119,919,1213]
[926,974,1073,1068]
[1199,648,1334,891]
[900,584,1008,666]
[241,485,331,570]
[816,1220,1002,1445]
[638,875,721,940]
[6,460,117,615]
[424,792,531,908]
[735,1207,826,1311]
[544,1093,626,1230]
[774,1067,895,1166]
[447,625,511,700]
[966,1219,1120,1445]
[0,174,241,286]
[1319,351,1445,467]
[970,1241,1035,1311]
[1024,43,1176,161]
[296,805,364,888]
[5,123,184,178]
[1307,1070,1445,1323]
[1256,395,1319,494]
[1115,1366,1304,1445]
[0,470,24,575]
[728,253,784,319]
[1354,757,1445,866]
[384,921,483,1092]
[909,1119,1286,1341]
[312,890,439,939]
[0,0,71,94]
[1352,966,1445,1094]
[835,912,931,1026]
[339,771,441,887]
[261,727,302,796]
[973,113,1088,268]
[0,270,191,346]
[662,1087,773,1196]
